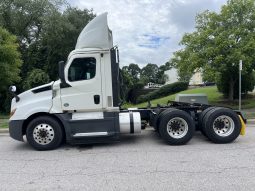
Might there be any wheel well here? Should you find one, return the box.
[22,113,66,140]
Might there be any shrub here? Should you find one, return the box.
[137,82,188,103]
[128,88,156,104]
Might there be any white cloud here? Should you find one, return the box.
[68,0,227,68]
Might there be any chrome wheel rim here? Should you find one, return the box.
[167,117,188,139]
[33,124,54,145]
[213,115,235,137]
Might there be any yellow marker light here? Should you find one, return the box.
[239,115,246,136]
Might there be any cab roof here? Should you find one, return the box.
[75,13,113,50]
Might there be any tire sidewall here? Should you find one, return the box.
[200,107,217,136]
[159,110,195,145]
[199,107,215,129]
[26,116,63,150]
[155,108,177,131]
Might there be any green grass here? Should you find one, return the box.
[0,122,8,129]
[0,114,8,129]
[124,86,255,119]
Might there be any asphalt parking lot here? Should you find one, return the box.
[0,124,255,191]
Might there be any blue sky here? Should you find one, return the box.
[138,34,170,49]
[67,0,227,67]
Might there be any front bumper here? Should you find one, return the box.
[9,120,25,142]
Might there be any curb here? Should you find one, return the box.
[0,129,9,134]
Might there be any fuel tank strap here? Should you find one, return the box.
[129,112,134,134]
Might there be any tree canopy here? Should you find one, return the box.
[172,0,255,100]
[120,62,171,103]
[0,27,22,91]
[0,0,95,81]
[0,27,22,112]
[0,0,95,112]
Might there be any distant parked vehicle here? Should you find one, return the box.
[202,82,216,86]
[144,82,163,89]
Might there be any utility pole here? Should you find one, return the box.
[239,60,242,111]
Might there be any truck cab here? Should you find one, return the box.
[9,13,141,150]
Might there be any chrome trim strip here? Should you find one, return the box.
[73,132,108,137]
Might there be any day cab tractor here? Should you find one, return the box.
[8,13,246,150]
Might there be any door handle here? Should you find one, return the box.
[94,95,100,104]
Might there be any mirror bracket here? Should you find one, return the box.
[58,61,71,88]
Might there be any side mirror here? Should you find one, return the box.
[58,61,71,88]
[9,86,17,93]
[58,61,65,83]
[9,85,20,102]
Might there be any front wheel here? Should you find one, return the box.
[159,109,195,145]
[26,116,63,150]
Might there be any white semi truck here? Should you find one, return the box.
[9,13,246,150]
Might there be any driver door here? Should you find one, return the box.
[60,53,102,111]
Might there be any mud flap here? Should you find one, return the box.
[239,115,246,136]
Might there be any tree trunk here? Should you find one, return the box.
[228,77,234,101]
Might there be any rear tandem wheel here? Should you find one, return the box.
[199,107,216,136]
[158,109,195,145]
[202,107,241,143]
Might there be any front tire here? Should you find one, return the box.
[159,109,195,145]
[26,116,63,150]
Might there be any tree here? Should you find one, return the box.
[0,0,57,44]
[121,65,143,103]
[171,51,194,82]
[120,69,134,101]
[156,65,169,84]
[172,0,255,100]
[0,0,96,81]
[122,63,141,83]
[121,61,172,103]
[23,69,50,90]
[141,63,159,84]
[41,7,95,80]
[0,27,22,111]
[0,27,22,90]
[0,0,64,82]
[0,0,96,113]
[202,65,217,82]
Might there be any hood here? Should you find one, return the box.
[11,82,54,111]
[18,82,54,98]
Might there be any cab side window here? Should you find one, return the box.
[68,57,96,82]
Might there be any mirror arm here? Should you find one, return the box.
[8,87,20,102]
[13,94,20,102]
